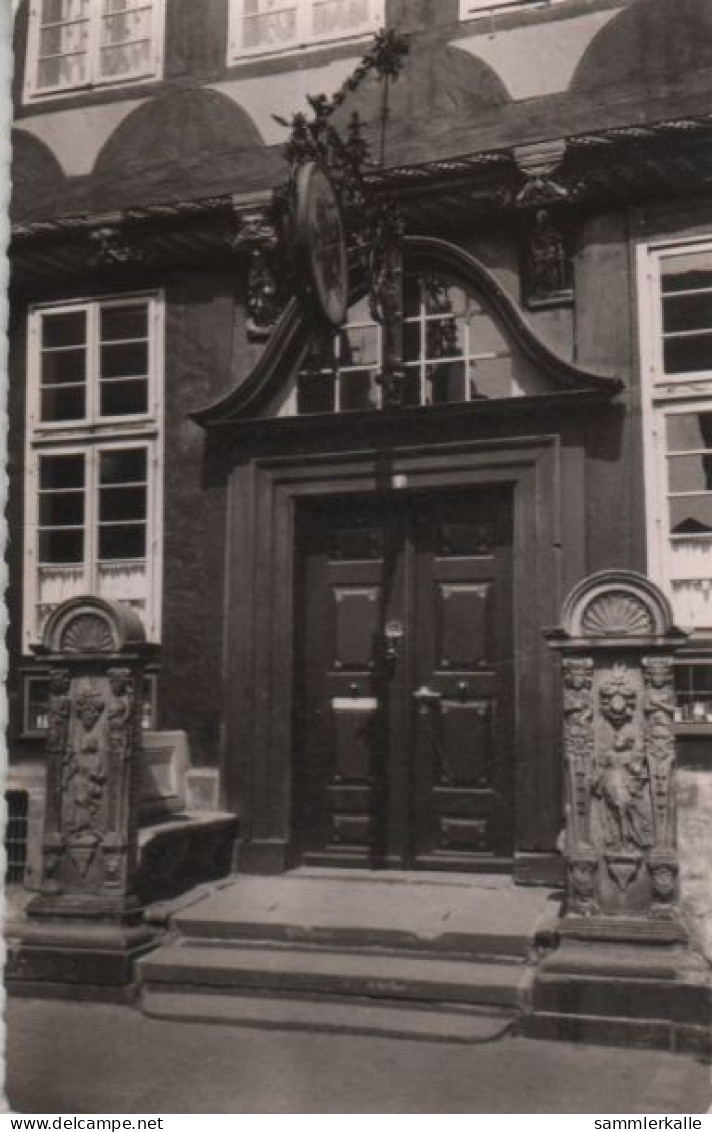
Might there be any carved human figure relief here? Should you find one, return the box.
[62,680,109,870]
[562,658,595,841]
[642,657,676,847]
[592,665,653,855]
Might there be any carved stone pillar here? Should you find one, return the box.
[8,597,159,996]
[529,571,711,1050]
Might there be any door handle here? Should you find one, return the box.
[412,685,443,710]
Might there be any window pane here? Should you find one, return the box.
[312,0,369,36]
[99,523,146,559]
[243,5,297,49]
[40,454,84,490]
[41,0,89,21]
[661,249,712,294]
[41,386,86,421]
[39,529,84,563]
[402,368,421,407]
[101,341,148,378]
[101,7,151,46]
[100,303,148,341]
[100,39,152,77]
[663,335,712,375]
[662,293,712,335]
[668,454,712,493]
[666,412,712,452]
[41,311,86,349]
[100,380,148,416]
[100,447,147,485]
[39,490,84,527]
[340,325,378,367]
[41,348,86,385]
[99,484,146,522]
[670,496,712,534]
[297,372,335,414]
[427,360,467,405]
[340,370,378,411]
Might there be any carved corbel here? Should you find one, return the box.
[513,141,574,309]
[88,225,147,269]
[230,209,286,341]
[513,140,569,208]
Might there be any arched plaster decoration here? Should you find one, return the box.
[94,88,265,178]
[194,235,621,427]
[330,42,510,162]
[455,7,621,102]
[16,100,147,178]
[11,129,67,221]
[571,0,712,94]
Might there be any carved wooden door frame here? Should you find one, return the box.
[223,432,576,879]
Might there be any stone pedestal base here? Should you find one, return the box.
[525,915,711,1052]
[6,905,157,1001]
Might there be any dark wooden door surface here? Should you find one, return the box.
[294,488,513,870]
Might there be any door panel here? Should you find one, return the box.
[411,492,513,866]
[295,488,513,869]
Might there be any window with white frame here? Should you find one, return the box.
[459,0,565,19]
[228,0,384,61]
[297,271,541,414]
[24,295,163,650]
[25,0,165,101]
[640,240,712,636]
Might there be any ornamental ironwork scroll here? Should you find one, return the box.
[547,571,687,922]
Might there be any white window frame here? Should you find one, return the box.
[24,0,166,103]
[459,0,566,20]
[23,292,164,650]
[638,236,712,635]
[28,294,161,434]
[228,0,385,64]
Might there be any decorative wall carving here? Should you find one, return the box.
[35,598,150,905]
[581,592,654,637]
[547,571,687,923]
[521,209,573,309]
[562,658,594,845]
[230,210,285,340]
[60,612,115,654]
[643,656,676,847]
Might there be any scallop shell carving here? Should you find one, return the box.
[60,613,115,653]
[580,592,654,637]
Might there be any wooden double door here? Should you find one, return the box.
[294,487,514,870]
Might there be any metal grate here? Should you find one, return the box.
[5,790,29,885]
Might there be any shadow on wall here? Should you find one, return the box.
[11,129,68,222]
[331,40,511,162]
[91,88,283,208]
[571,0,712,96]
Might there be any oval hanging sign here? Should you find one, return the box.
[292,161,348,330]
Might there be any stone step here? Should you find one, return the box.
[171,873,556,959]
[138,940,527,1008]
[140,987,519,1043]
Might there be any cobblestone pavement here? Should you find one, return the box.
[4,998,711,1114]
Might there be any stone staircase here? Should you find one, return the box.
[137,870,559,1041]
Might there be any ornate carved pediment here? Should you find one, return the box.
[194,235,622,429]
[556,570,680,643]
[39,596,147,657]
